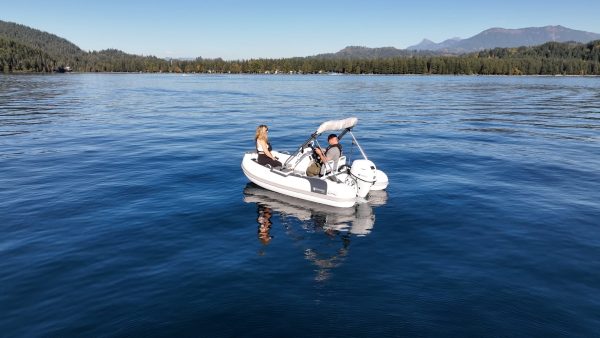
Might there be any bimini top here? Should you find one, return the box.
[315,117,358,135]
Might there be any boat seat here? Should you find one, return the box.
[337,156,346,169]
[321,155,346,176]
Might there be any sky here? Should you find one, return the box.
[2,0,600,60]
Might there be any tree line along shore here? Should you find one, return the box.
[1,37,600,75]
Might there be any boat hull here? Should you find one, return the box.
[241,152,357,208]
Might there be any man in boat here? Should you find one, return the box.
[306,134,342,177]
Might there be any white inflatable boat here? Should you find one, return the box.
[241,117,389,208]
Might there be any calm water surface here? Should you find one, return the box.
[1,74,599,337]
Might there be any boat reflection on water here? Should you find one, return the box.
[244,183,388,281]
[245,183,387,236]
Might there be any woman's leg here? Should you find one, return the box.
[271,158,283,167]
[257,154,281,167]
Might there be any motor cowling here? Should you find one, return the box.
[350,159,377,198]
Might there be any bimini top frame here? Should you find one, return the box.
[283,117,367,170]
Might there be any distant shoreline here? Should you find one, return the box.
[3,72,600,77]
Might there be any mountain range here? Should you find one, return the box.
[2,19,599,62]
[314,46,441,59]
[319,25,600,59]
[406,25,600,53]
[1,19,600,75]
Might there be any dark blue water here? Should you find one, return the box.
[1,74,599,337]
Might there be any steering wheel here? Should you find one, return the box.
[309,145,320,161]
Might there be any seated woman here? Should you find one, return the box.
[255,124,282,168]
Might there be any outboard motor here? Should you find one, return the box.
[350,159,377,198]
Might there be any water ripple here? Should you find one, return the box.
[1,74,599,337]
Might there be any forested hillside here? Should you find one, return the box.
[1,20,600,75]
[0,20,85,71]
[0,38,56,72]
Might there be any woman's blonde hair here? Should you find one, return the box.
[255,124,268,141]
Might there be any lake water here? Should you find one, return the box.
[1,74,599,337]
